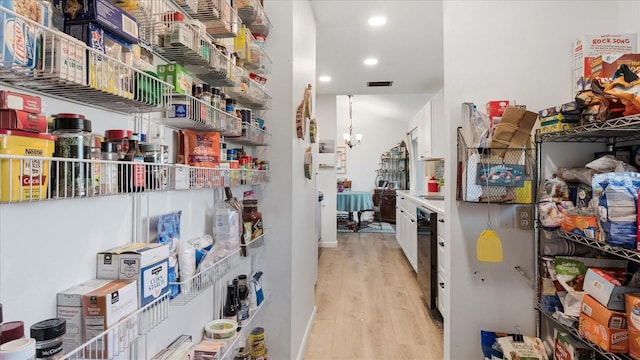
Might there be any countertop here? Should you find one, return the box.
[396,190,445,214]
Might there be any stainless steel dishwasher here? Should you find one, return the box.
[417,205,440,317]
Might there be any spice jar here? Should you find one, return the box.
[141,143,163,191]
[104,129,133,160]
[242,199,263,240]
[0,321,24,345]
[100,142,119,195]
[30,318,65,359]
[90,136,102,196]
[121,135,145,193]
[0,338,36,360]
[51,114,92,198]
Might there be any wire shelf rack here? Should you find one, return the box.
[0,155,270,204]
[0,6,171,114]
[163,93,242,136]
[555,229,640,264]
[241,229,266,256]
[456,128,535,204]
[225,72,271,110]
[217,290,270,360]
[169,248,241,306]
[536,305,632,360]
[61,292,170,360]
[536,115,640,143]
[235,26,272,75]
[228,122,270,146]
[233,0,272,37]
[174,0,241,38]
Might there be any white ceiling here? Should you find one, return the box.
[311,0,444,98]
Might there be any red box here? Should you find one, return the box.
[591,54,640,85]
[0,91,41,114]
[0,110,47,133]
[486,100,510,119]
[579,312,628,353]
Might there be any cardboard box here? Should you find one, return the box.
[578,312,628,353]
[58,0,139,44]
[0,110,47,133]
[0,0,50,74]
[573,33,636,93]
[157,63,193,95]
[83,280,138,358]
[554,329,595,360]
[97,242,169,306]
[0,91,41,114]
[583,268,640,311]
[539,118,579,134]
[57,279,112,353]
[538,101,579,119]
[591,53,640,85]
[193,340,226,360]
[625,293,640,359]
[487,106,537,157]
[581,294,627,329]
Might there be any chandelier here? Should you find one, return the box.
[343,95,362,148]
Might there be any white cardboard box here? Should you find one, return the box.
[57,279,113,354]
[573,33,636,93]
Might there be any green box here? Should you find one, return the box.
[157,63,193,95]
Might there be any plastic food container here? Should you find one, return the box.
[0,129,57,202]
[204,319,237,340]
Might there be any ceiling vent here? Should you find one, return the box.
[366,81,393,87]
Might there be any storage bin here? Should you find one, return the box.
[0,129,57,202]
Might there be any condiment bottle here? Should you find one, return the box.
[104,129,133,159]
[202,84,212,125]
[30,318,65,359]
[237,275,249,321]
[90,136,102,196]
[242,199,263,240]
[150,126,169,190]
[212,87,221,127]
[223,284,238,321]
[141,143,162,191]
[51,114,92,199]
[100,142,119,195]
[121,135,145,193]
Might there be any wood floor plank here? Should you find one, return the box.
[304,231,443,360]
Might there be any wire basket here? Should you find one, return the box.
[456,128,536,204]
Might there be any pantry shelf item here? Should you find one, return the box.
[537,114,640,143]
[235,26,272,75]
[456,128,535,204]
[169,248,241,306]
[242,229,268,256]
[162,93,242,135]
[60,292,170,360]
[232,0,273,37]
[228,122,270,146]
[537,305,630,360]
[177,0,241,38]
[0,7,171,114]
[217,290,271,360]
[555,229,640,264]
[225,72,272,110]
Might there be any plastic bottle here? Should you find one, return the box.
[122,135,145,193]
[223,284,237,321]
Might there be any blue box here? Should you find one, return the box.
[0,0,51,72]
[57,0,139,43]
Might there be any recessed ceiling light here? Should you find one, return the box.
[368,16,386,26]
[319,75,331,82]
[364,58,378,66]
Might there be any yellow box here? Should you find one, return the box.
[0,129,57,202]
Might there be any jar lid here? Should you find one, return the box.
[30,318,66,341]
[133,133,147,143]
[53,113,85,119]
[202,83,211,93]
[242,199,258,205]
[234,346,251,358]
[213,87,220,96]
[105,129,133,140]
[0,321,24,345]
[128,135,140,142]
[140,143,161,152]
[101,141,119,153]
[52,117,92,133]
[0,338,36,360]
[238,274,247,280]
[251,327,264,335]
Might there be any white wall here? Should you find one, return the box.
[442,1,640,359]
[262,1,318,359]
[316,94,338,247]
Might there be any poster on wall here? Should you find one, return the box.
[336,146,346,174]
[319,139,335,168]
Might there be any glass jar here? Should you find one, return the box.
[90,135,102,196]
[121,135,145,193]
[242,199,263,240]
[100,141,119,195]
[51,114,92,198]
[104,129,133,160]
[141,143,163,191]
[30,318,65,359]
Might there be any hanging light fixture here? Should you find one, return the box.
[343,95,362,148]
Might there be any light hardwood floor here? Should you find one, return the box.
[304,231,444,360]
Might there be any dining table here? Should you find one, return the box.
[336,191,374,231]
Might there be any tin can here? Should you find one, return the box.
[233,347,250,360]
[249,327,265,357]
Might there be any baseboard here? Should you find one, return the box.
[296,305,317,360]
[319,240,338,248]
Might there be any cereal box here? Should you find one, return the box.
[65,22,115,93]
[0,0,51,73]
[578,312,628,353]
[591,54,640,85]
[58,0,139,44]
[573,33,636,93]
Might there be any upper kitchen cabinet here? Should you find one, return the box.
[418,90,445,160]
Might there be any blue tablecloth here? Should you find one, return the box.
[336,191,373,212]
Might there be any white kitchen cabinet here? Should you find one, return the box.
[395,194,417,272]
[418,89,445,161]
